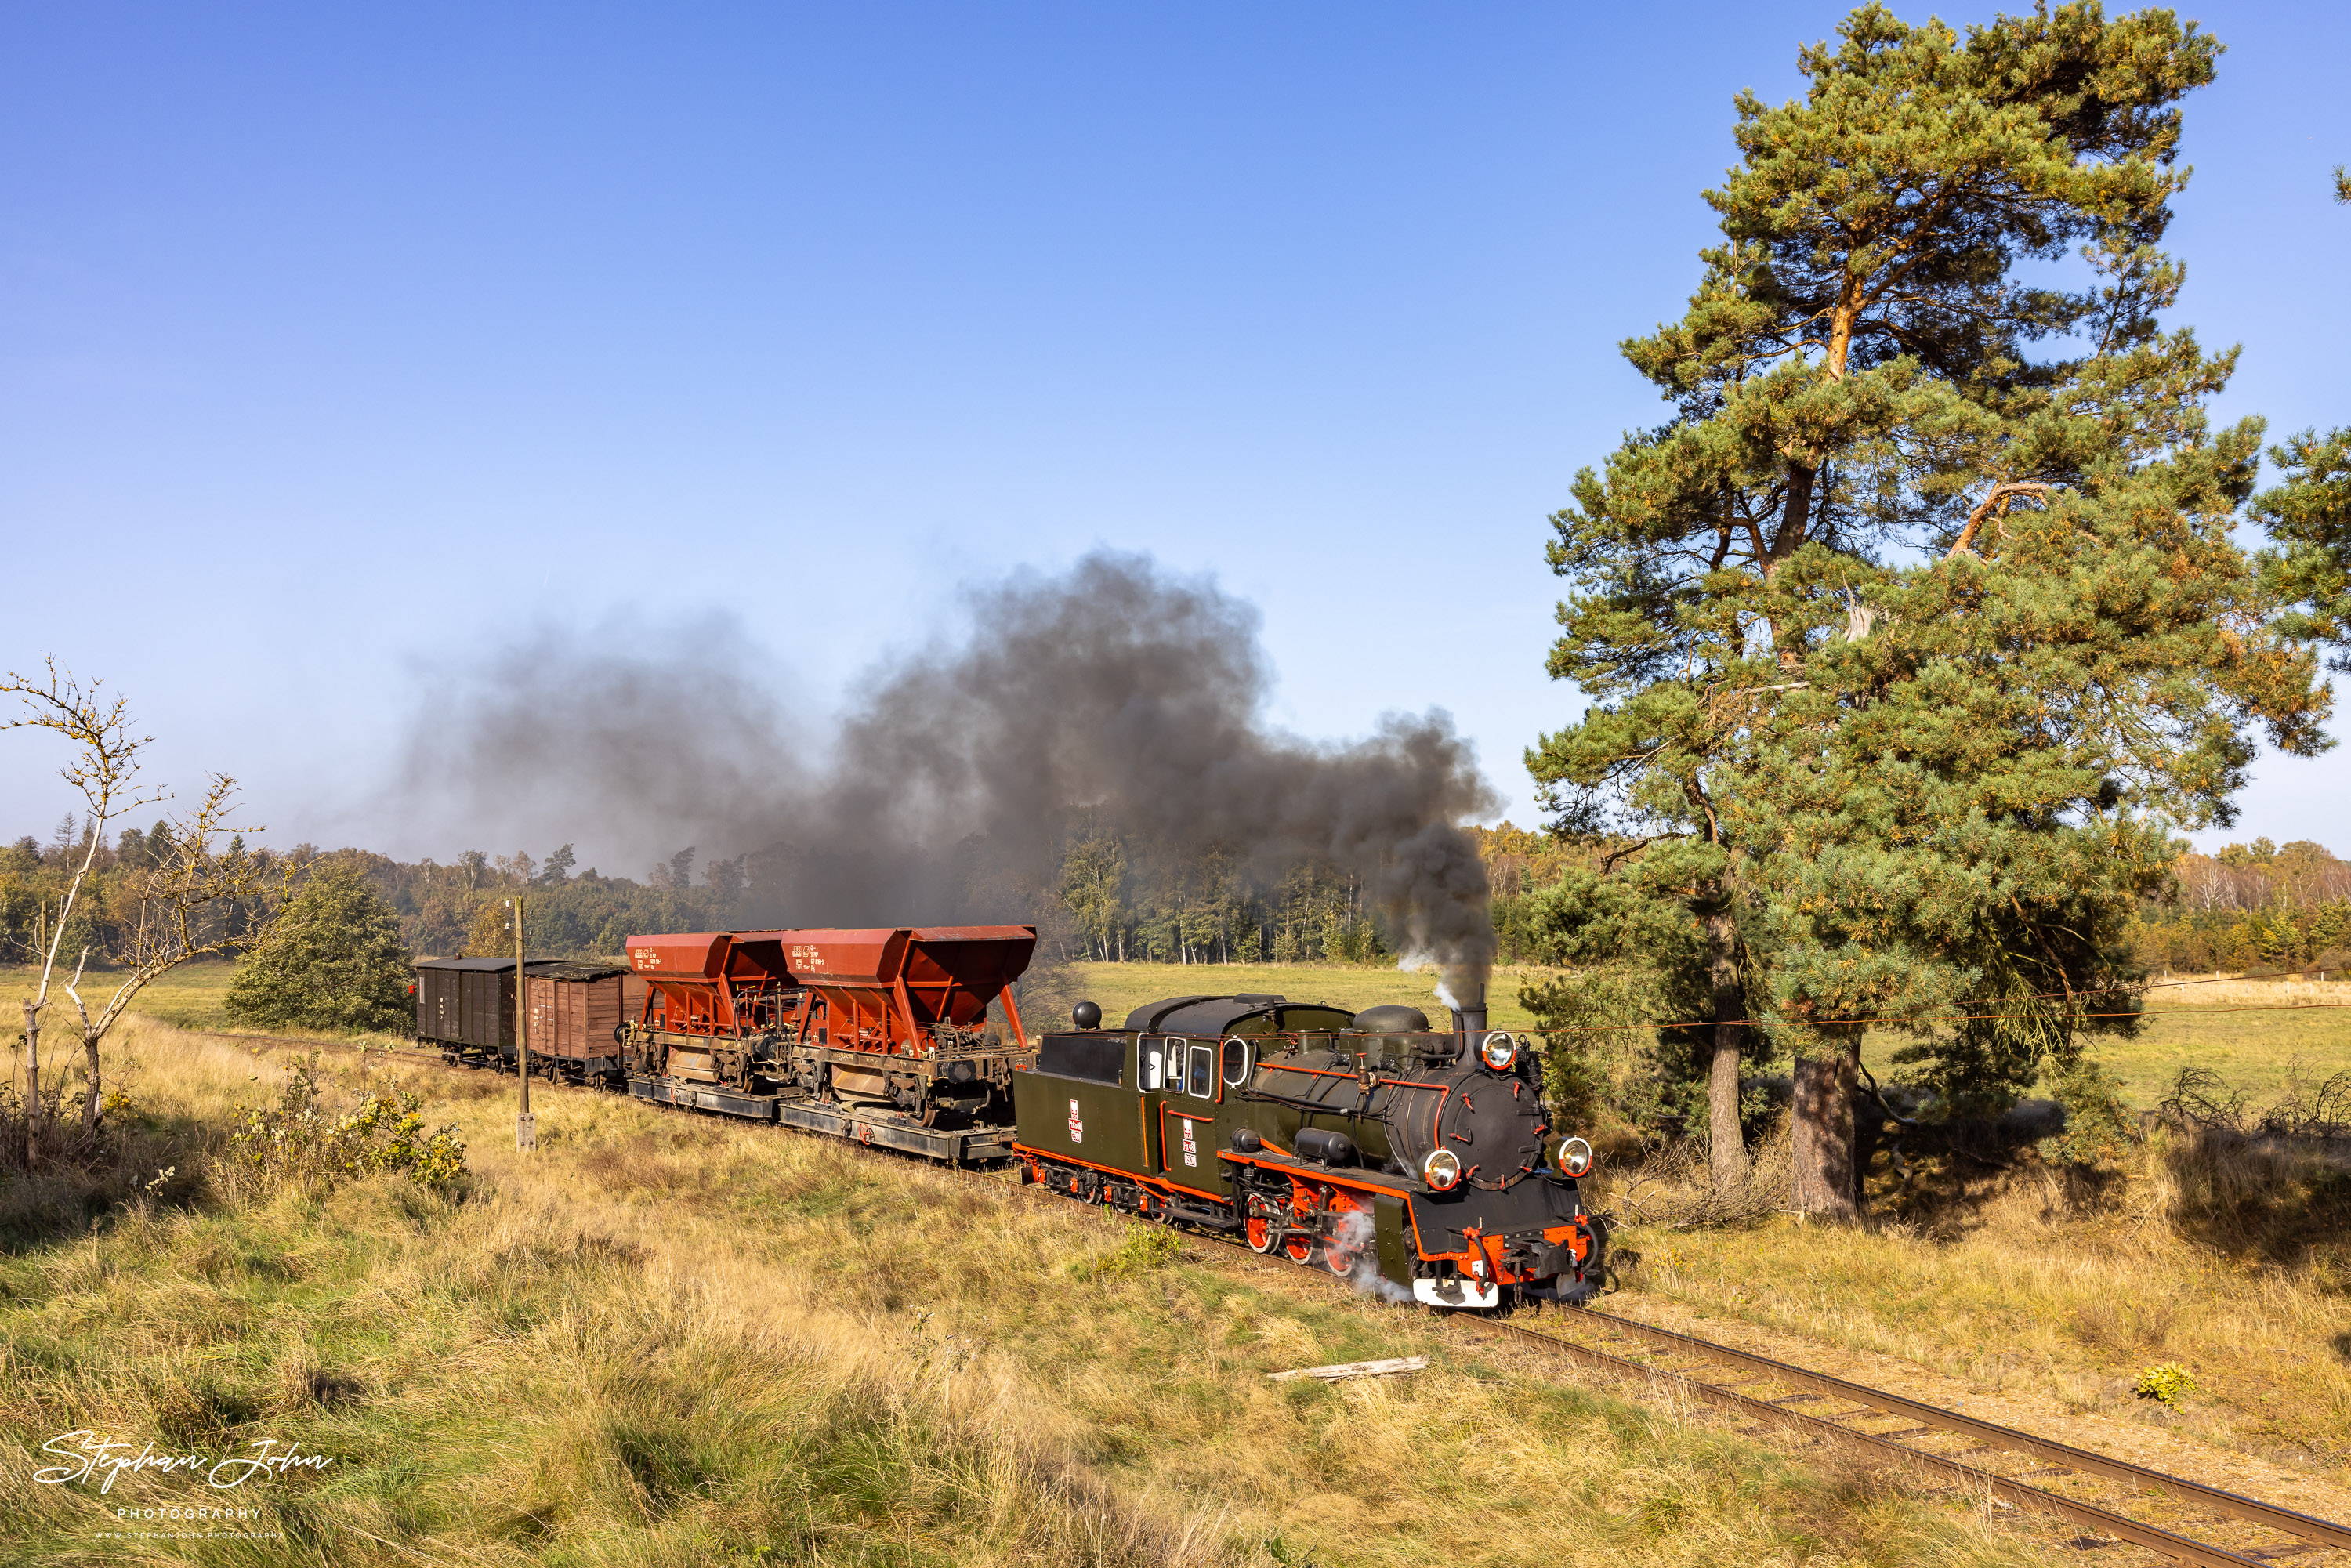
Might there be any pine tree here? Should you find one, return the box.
[226,864,414,1033]
[1533,2,2328,1213]
[2255,429,2351,664]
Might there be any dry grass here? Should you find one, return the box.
[1596,1122,1799,1233]
[1601,1126,2351,1472]
[0,1019,267,1245]
[0,1023,2063,1566]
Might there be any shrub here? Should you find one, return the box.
[2037,1056,2135,1167]
[225,1055,466,1197]
[2133,1363,2196,1407]
[1065,1226,1179,1280]
[226,864,412,1033]
[1521,965,1777,1146]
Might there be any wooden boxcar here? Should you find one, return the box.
[415,956,521,1066]
[415,956,630,1079]
[522,961,633,1080]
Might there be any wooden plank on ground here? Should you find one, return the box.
[1266,1356,1428,1383]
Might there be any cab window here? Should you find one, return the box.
[1187,1045,1213,1099]
[1221,1037,1252,1087]
[1141,1040,1163,1091]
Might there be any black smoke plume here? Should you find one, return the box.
[392,552,1498,998]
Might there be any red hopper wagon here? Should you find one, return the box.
[618,925,1038,1161]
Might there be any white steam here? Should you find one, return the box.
[1335,1210,1413,1305]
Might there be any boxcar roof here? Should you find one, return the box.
[414,958,626,980]
[525,961,630,981]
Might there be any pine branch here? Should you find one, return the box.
[1943,482,2052,558]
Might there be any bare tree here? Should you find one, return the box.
[5,661,288,1165]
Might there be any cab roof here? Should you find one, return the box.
[1121,994,1354,1036]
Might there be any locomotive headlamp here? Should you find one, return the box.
[1478,1030,1518,1072]
[1557,1136,1593,1179]
[1421,1148,1462,1191]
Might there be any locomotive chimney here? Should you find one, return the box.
[1449,986,1487,1050]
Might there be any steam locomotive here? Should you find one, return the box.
[1012,994,1604,1307]
[414,929,1603,1307]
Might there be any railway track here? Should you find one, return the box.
[993,1168,2351,1564]
[1456,1309,2349,1567]
[226,1029,2351,1566]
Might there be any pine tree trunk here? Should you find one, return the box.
[1791,1045,1859,1218]
[1705,910,1745,1193]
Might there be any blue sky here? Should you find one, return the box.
[4,2,2347,871]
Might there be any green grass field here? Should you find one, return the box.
[2,960,244,1034]
[2040,995,2351,1106]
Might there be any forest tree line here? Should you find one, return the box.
[10,806,2323,982]
[0,817,1402,969]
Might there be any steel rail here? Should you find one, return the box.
[1568,1306,2351,1555]
[1456,1314,2271,1568]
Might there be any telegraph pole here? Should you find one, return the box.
[511,896,535,1151]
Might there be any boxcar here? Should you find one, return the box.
[522,961,633,1081]
[415,956,629,1079]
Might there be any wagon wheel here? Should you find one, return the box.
[1244,1193,1280,1255]
[1282,1186,1317,1265]
[1320,1194,1363,1277]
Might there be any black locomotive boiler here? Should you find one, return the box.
[1011,992,1603,1308]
